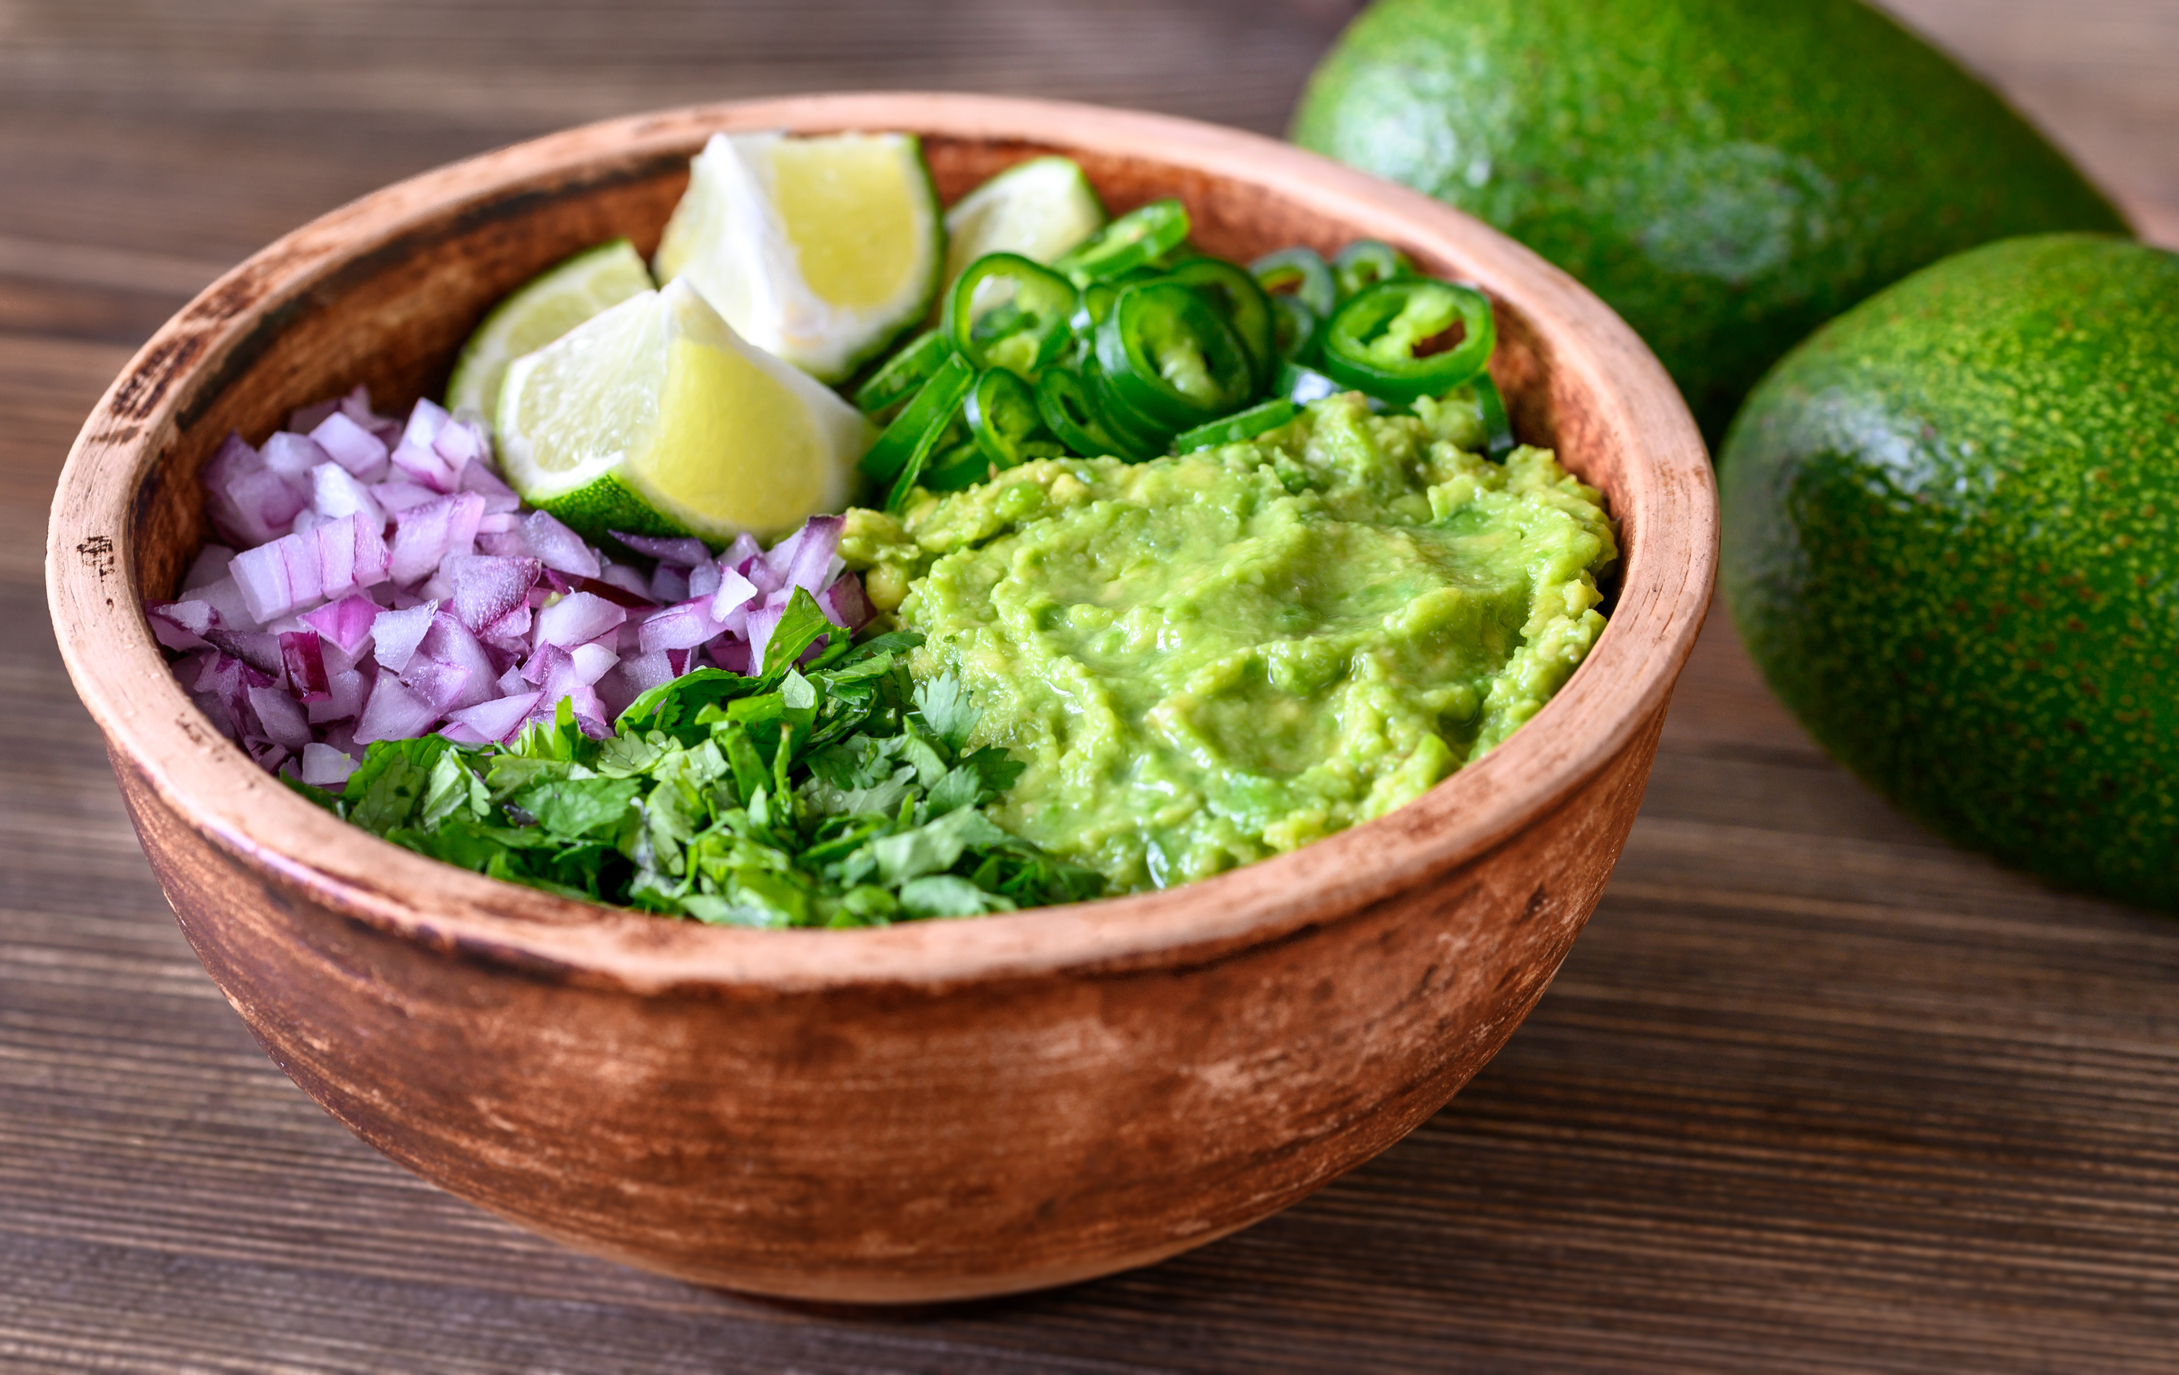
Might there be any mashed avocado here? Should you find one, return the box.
[841,393,1617,892]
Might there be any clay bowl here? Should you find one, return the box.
[46,93,1714,1304]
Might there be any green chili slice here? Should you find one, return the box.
[1034,368,1126,460]
[1331,239,1416,302]
[1251,246,1338,320]
[919,437,992,493]
[966,367,1065,471]
[1093,281,1256,430]
[1269,294,1323,366]
[860,353,977,511]
[1050,198,1190,284]
[1166,257,1278,391]
[850,329,952,418]
[1171,399,1299,455]
[1068,280,1119,339]
[1470,372,1515,461]
[1321,277,1495,405]
[944,252,1078,379]
[1086,362,1174,460]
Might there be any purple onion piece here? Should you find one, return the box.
[445,691,542,746]
[609,529,711,567]
[354,674,440,744]
[637,599,723,654]
[300,741,361,787]
[279,631,332,702]
[370,601,438,673]
[818,574,873,632]
[309,410,390,481]
[442,553,540,632]
[536,591,628,649]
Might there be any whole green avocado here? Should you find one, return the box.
[1719,234,2179,910]
[1292,0,2128,442]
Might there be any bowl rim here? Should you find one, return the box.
[46,92,1715,995]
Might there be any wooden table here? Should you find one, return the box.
[5,2,2176,1370]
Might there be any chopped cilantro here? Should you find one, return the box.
[300,593,1103,927]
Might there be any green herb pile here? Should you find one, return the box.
[292,589,1104,926]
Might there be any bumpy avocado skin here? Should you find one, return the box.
[1293,0,2128,443]
[1720,235,2179,910]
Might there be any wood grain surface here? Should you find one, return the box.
[4,1,2176,1371]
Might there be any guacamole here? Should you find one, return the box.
[842,393,1617,892]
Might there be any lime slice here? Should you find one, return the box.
[653,131,941,384]
[496,278,874,544]
[942,156,1107,287]
[445,239,653,421]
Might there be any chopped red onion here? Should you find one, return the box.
[444,691,541,746]
[398,658,473,716]
[569,641,618,686]
[710,639,752,675]
[300,594,378,657]
[207,443,308,547]
[648,563,690,605]
[310,410,391,481]
[355,674,439,745]
[403,397,451,450]
[433,413,489,471]
[480,602,532,653]
[743,601,785,673]
[247,684,315,750]
[206,630,285,680]
[536,591,627,648]
[261,431,330,481]
[638,598,724,654]
[741,553,785,598]
[520,511,602,580]
[311,463,386,526]
[711,566,759,620]
[596,563,653,602]
[146,599,214,651]
[819,574,873,631]
[721,531,762,568]
[390,440,458,493]
[373,480,441,515]
[610,530,711,567]
[443,554,540,632]
[308,660,370,726]
[389,492,485,584]
[416,614,500,711]
[687,558,723,599]
[156,391,878,781]
[300,741,361,787]
[279,631,331,702]
[370,601,437,673]
[340,387,402,448]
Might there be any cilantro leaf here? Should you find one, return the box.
[303,626,1104,928]
[913,674,978,753]
[758,588,836,683]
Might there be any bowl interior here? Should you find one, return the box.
[57,96,1712,990]
[130,135,1562,604]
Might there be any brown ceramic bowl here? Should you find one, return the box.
[46,93,1713,1303]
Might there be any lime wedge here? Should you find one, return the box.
[943,156,1107,287]
[496,278,874,544]
[445,239,653,421]
[653,131,941,384]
